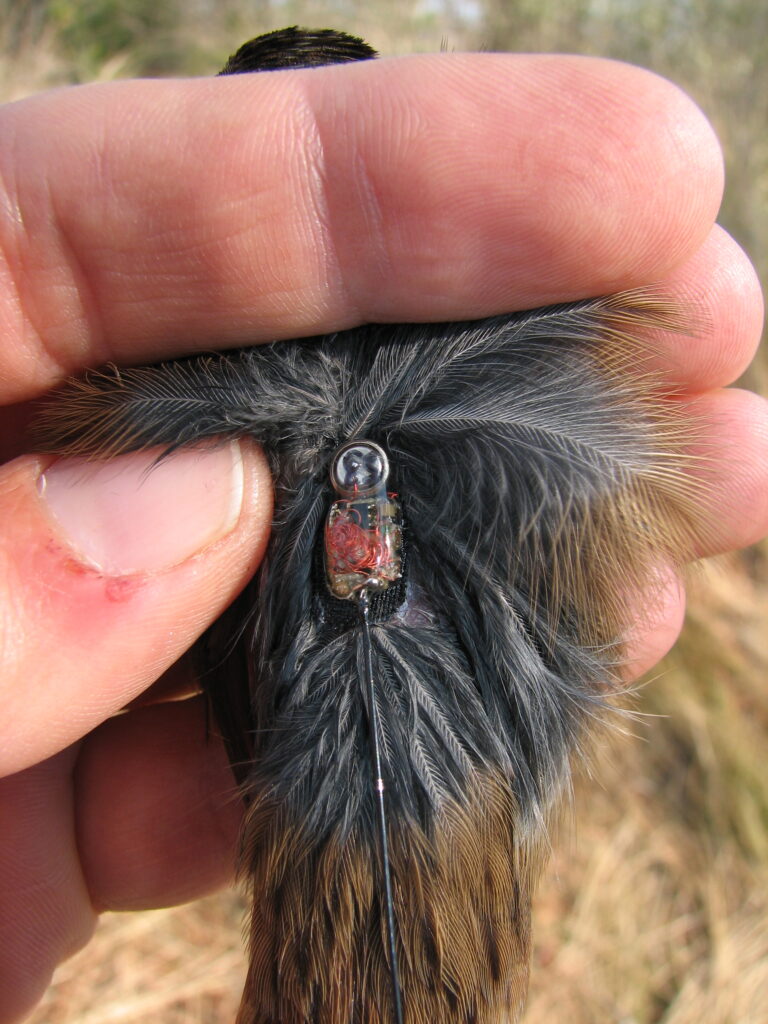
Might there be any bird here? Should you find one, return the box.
[33,29,704,1024]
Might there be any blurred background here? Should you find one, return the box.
[2,1,765,1022]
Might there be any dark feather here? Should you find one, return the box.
[34,292,703,1022]
[218,26,377,74]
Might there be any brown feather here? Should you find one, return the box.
[239,772,537,1023]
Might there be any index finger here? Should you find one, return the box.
[0,53,724,404]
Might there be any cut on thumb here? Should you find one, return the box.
[0,440,272,777]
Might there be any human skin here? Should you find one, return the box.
[0,53,765,1023]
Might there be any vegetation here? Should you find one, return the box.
[3,2,765,1021]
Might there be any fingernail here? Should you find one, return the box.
[39,444,244,574]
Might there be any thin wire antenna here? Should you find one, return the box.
[358,587,405,1024]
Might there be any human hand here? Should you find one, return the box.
[0,52,764,1022]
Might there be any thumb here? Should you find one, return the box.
[0,440,271,777]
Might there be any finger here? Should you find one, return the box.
[622,566,687,681]
[0,53,723,402]
[617,385,768,678]
[0,748,95,1023]
[648,225,764,392]
[75,697,242,912]
[125,652,201,708]
[687,387,768,556]
[0,440,272,777]
[0,702,240,1021]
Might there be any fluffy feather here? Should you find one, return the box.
[34,292,703,1023]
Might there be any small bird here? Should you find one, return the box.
[33,30,703,1024]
